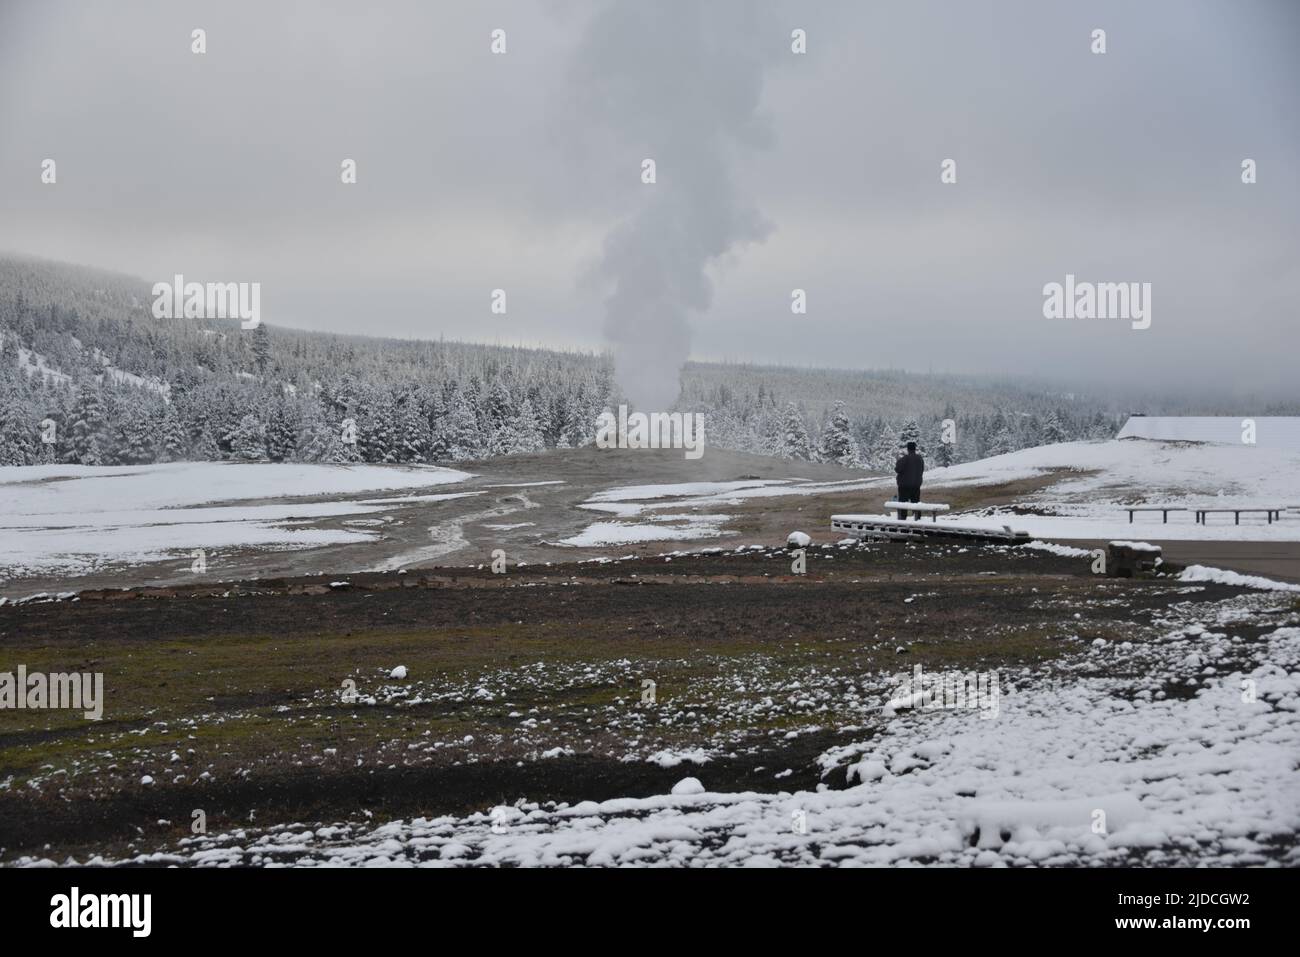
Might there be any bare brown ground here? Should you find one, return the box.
[1,540,1249,864]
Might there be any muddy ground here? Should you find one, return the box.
[0,536,1260,865]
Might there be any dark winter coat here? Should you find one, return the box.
[894,451,925,487]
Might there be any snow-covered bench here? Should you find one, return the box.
[832,513,1027,544]
[883,500,950,522]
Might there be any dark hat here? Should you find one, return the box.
[906,441,917,452]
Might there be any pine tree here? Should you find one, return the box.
[484,381,516,456]
[436,389,484,461]
[296,407,347,463]
[192,427,222,461]
[358,390,397,463]
[986,425,1015,457]
[865,423,897,471]
[526,384,552,445]
[36,433,58,464]
[65,386,110,465]
[1020,413,1042,449]
[757,408,783,457]
[228,413,267,461]
[252,323,270,374]
[266,401,299,462]
[778,402,812,460]
[294,411,329,462]
[324,429,353,463]
[1042,408,1067,444]
[115,401,157,464]
[1087,411,1113,440]
[500,397,545,455]
[548,392,570,447]
[566,389,599,448]
[818,402,860,467]
[0,394,35,465]
[562,383,591,448]
[395,394,430,463]
[898,419,923,453]
[179,392,216,461]
[158,406,189,462]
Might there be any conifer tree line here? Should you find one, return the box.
[0,314,616,467]
[0,260,619,466]
[680,364,1129,467]
[689,391,1121,469]
[0,256,1231,470]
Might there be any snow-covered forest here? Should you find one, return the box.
[0,256,1229,470]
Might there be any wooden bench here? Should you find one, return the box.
[883,501,950,522]
[1194,507,1285,525]
[1124,506,1187,524]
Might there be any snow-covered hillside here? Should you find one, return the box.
[931,437,1300,502]
[922,438,1300,541]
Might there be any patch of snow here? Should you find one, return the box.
[670,777,706,796]
[647,748,712,768]
[0,462,472,588]
[1018,541,1094,558]
[1178,565,1300,592]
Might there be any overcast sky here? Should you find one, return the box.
[1,0,1296,403]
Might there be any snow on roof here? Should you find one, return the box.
[1118,416,1300,450]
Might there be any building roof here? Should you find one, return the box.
[1117,416,1300,450]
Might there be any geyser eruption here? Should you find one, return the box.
[571,1,775,412]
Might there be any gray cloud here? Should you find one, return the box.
[0,0,1296,400]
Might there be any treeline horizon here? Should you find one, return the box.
[1,255,1292,470]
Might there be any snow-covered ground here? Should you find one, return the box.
[4,438,1297,582]
[559,515,736,547]
[55,587,1299,868]
[565,477,878,545]
[0,462,472,582]
[925,438,1300,542]
[560,439,1300,547]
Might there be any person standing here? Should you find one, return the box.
[894,441,925,520]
